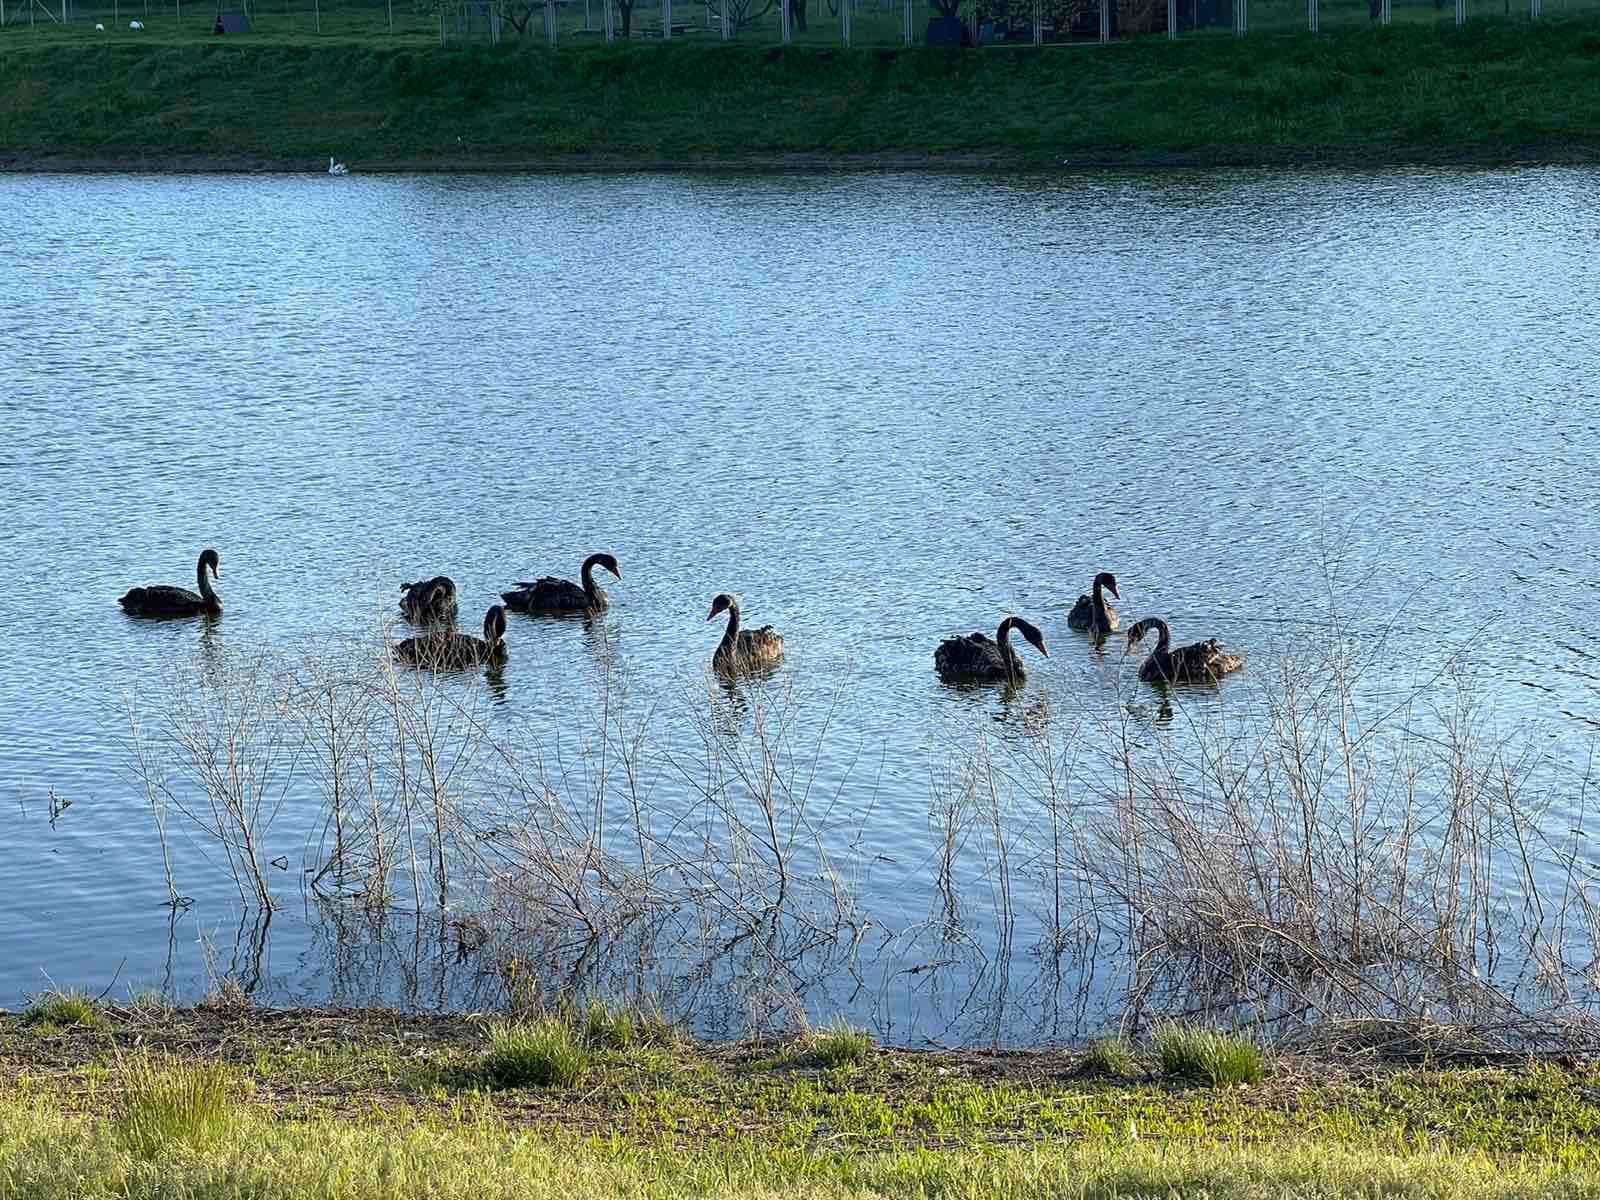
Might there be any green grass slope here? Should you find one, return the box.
[3,21,1600,166]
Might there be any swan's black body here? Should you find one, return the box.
[707,593,783,675]
[935,616,1049,684]
[1126,617,1243,684]
[399,576,458,626]
[396,605,508,669]
[120,549,222,618]
[503,553,620,613]
[1067,572,1120,635]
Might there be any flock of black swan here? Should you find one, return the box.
[117,551,1243,686]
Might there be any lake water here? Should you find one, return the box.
[3,166,1599,1045]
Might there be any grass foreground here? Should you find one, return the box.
[1,999,1600,1197]
[3,20,1600,169]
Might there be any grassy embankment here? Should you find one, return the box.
[3,18,1600,168]
[3,993,1600,1198]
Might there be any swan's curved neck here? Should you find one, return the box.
[196,558,217,603]
[720,604,742,652]
[995,618,1021,674]
[1091,576,1109,617]
[581,555,603,602]
[1146,618,1171,654]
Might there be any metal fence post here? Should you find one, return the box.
[1234,0,1245,34]
[1454,0,1463,22]
[663,0,671,35]
[1098,0,1108,40]
[840,0,849,43]
[1167,0,1175,36]
[1307,0,1315,32]
[905,0,913,44]
[779,0,789,40]
[1034,0,1043,40]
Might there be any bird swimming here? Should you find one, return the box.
[395,604,508,670]
[1125,617,1243,684]
[399,575,458,626]
[1067,572,1120,636]
[328,156,349,175]
[706,593,783,675]
[934,616,1049,685]
[502,553,620,614]
[119,548,222,618]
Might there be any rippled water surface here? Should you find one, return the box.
[3,167,1599,1042]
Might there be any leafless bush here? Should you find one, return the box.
[123,602,1600,1050]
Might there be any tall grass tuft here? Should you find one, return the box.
[22,989,105,1031]
[578,998,680,1051]
[480,1018,591,1088]
[799,1018,873,1068]
[115,1054,233,1157]
[1083,1037,1138,1077]
[1154,1023,1265,1086]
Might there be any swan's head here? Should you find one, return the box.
[1096,572,1119,600]
[1125,619,1154,651]
[1014,617,1049,658]
[591,553,621,581]
[429,575,457,597]
[200,548,221,578]
[483,604,508,645]
[707,593,739,622]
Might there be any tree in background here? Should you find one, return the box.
[493,0,539,32]
[715,0,778,31]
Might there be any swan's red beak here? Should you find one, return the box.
[706,608,718,621]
